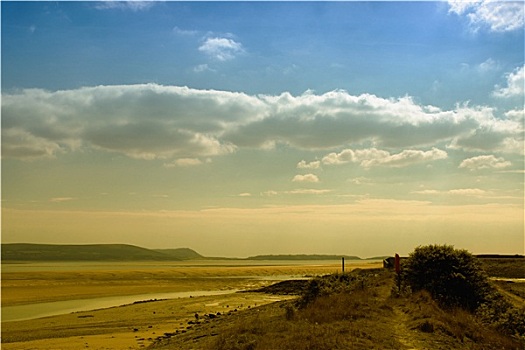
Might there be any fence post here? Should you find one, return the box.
[342,257,345,274]
[395,253,401,293]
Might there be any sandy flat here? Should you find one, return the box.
[1,261,382,349]
[2,292,295,349]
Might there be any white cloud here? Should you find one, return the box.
[199,37,244,61]
[322,147,447,168]
[297,160,321,169]
[448,0,524,32]
[493,66,524,98]
[292,174,319,183]
[459,155,512,170]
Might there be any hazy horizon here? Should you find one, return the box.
[2,1,524,258]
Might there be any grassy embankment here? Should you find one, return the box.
[151,257,525,350]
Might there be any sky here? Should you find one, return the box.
[1,1,524,258]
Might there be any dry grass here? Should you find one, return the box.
[152,269,525,350]
[479,258,525,279]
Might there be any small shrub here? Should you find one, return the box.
[402,244,493,311]
[417,319,435,333]
[284,304,295,321]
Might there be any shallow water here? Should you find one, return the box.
[1,259,379,272]
[1,290,237,322]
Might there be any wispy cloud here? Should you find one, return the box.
[448,188,487,196]
[173,26,198,36]
[50,197,75,203]
[164,158,205,168]
[459,155,512,171]
[199,37,244,61]
[193,64,215,73]
[94,1,156,12]
[448,0,524,33]
[261,189,331,196]
[412,188,487,196]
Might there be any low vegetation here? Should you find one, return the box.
[151,245,525,350]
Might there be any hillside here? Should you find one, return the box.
[1,243,179,262]
[154,248,204,260]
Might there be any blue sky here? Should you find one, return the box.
[2,1,524,257]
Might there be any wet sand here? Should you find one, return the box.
[1,261,381,349]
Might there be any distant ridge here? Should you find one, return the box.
[246,254,362,261]
[1,243,179,262]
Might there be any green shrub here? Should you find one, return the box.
[402,244,493,311]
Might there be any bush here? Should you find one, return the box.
[402,244,492,311]
[297,273,369,308]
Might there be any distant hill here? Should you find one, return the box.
[154,248,204,260]
[246,254,362,261]
[1,243,179,262]
[366,256,391,260]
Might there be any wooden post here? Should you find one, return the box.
[395,253,401,293]
[342,257,345,274]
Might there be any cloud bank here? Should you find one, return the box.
[2,84,523,161]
